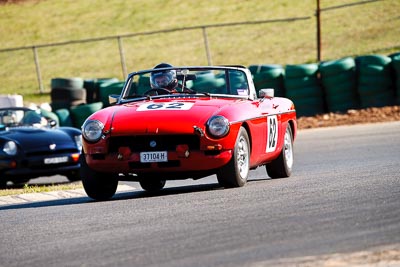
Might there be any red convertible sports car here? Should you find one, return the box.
[81,65,297,200]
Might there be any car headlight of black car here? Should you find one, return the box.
[82,120,104,142]
[207,115,230,138]
[74,134,82,151]
[3,141,17,156]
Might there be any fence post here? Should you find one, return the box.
[118,37,128,79]
[316,0,322,62]
[32,46,44,93]
[202,27,212,66]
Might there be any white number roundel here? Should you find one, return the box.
[266,115,278,152]
[137,102,194,111]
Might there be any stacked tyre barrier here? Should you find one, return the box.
[47,52,400,125]
[249,64,285,97]
[284,63,325,117]
[249,52,399,117]
[389,53,400,104]
[70,102,103,129]
[136,75,151,95]
[98,80,125,108]
[50,77,86,111]
[83,78,119,104]
[191,71,226,93]
[54,108,73,127]
[355,55,395,108]
[50,77,120,128]
[319,57,359,112]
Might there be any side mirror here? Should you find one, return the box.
[48,119,57,128]
[108,94,120,105]
[259,88,274,98]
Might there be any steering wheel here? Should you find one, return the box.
[143,88,171,95]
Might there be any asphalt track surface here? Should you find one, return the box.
[0,121,399,267]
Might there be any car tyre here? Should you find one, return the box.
[80,154,118,201]
[66,170,81,182]
[11,179,30,187]
[217,126,250,188]
[139,178,166,192]
[0,179,7,189]
[266,125,294,178]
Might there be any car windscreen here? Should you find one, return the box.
[121,68,249,99]
[0,109,47,128]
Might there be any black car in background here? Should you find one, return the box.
[0,107,82,187]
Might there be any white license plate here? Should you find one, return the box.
[140,151,168,163]
[44,156,69,164]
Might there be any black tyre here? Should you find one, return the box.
[50,99,86,111]
[98,81,125,107]
[355,55,392,67]
[292,97,325,117]
[54,109,73,127]
[321,70,356,86]
[10,179,30,187]
[80,154,118,201]
[285,63,319,78]
[51,77,84,90]
[84,78,119,103]
[248,64,283,74]
[39,108,60,126]
[217,127,250,188]
[51,87,86,102]
[284,76,320,91]
[0,179,7,189]
[70,102,103,129]
[66,170,80,182]
[390,54,400,73]
[139,178,166,192]
[319,57,355,76]
[252,68,285,97]
[266,125,294,178]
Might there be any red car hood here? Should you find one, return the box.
[108,98,237,135]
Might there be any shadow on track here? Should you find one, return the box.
[0,182,223,211]
[0,175,271,211]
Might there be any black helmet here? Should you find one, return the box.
[150,63,178,90]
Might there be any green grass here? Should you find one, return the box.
[0,0,399,106]
[0,182,83,197]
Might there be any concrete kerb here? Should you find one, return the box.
[0,184,136,206]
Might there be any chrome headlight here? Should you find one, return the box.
[207,115,230,138]
[82,120,104,142]
[3,141,17,156]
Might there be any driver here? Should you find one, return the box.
[150,63,178,93]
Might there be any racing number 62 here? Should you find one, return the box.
[146,103,187,110]
[266,115,278,152]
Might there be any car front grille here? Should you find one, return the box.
[109,135,200,153]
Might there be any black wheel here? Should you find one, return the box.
[80,154,118,201]
[139,178,166,192]
[266,125,294,178]
[0,179,8,189]
[66,170,80,182]
[217,127,250,188]
[10,179,30,187]
[143,88,171,95]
